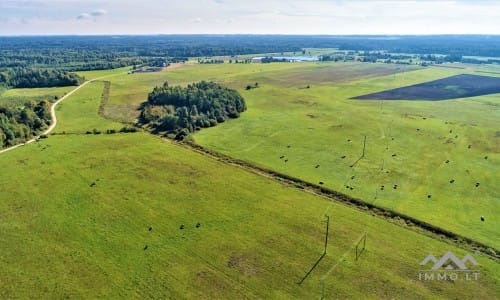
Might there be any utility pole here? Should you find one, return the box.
[324,215,330,254]
[362,135,367,158]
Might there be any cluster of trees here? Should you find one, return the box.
[260,57,289,63]
[320,51,493,66]
[0,68,84,88]
[139,81,246,140]
[197,58,253,64]
[0,100,51,148]
[198,59,225,64]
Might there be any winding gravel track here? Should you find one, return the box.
[0,80,93,155]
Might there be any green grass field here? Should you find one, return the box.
[1,61,498,298]
[76,62,499,249]
[190,63,500,249]
[0,86,74,107]
[52,81,123,134]
[1,133,499,298]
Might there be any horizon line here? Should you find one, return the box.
[1,33,499,37]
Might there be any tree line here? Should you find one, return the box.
[0,100,51,148]
[2,35,499,73]
[0,35,301,71]
[0,68,84,89]
[139,81,246,140]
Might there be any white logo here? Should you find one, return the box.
[418,251,479,281]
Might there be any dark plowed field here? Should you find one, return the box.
[353,74,500,100]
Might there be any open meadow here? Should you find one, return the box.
[0,78,499,298]
[77,62,498,250]
[0,86,74,107]
[190,62,500,249]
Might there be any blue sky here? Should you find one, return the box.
[1,0,499,35]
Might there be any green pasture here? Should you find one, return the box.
[0,86,74,107]
[76,62,499,249]
[52,81,123,134]
[0,61,498,298]
[1,132,498,298]
[188,63,499,249]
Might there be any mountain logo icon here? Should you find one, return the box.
[420,251,479,270]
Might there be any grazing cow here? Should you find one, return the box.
[149,227,153,231]
[280,155,285,159]
[427,194,432,199]
[392,153,397,157]
[319,181,324,185]
[475,182,480,187]
[284,159,288,163]
[445,160,450,164]
[315,164,320,168]
[450,179,455,184]
[144,245,148,250]
[196,223,201,228]
[481,216,485,222]
[180,225,184,230]
[90,182,96,187]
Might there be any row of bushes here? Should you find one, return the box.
[85,126,138,135]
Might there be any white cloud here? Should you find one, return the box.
[90,9,107,17]
[1,0,500,35]
[76,13,91,20]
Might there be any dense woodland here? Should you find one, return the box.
[0,68,84,88]
[1,35,500,71]
[139,81,246,140]
[0,100,51,147]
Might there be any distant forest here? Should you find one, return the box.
[0,68,84,88]
[1,35,500,72]
[139,81,246,140]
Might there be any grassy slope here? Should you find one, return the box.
[192,63,500,249]
[1,135,499,299]
[0,64,498,298]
